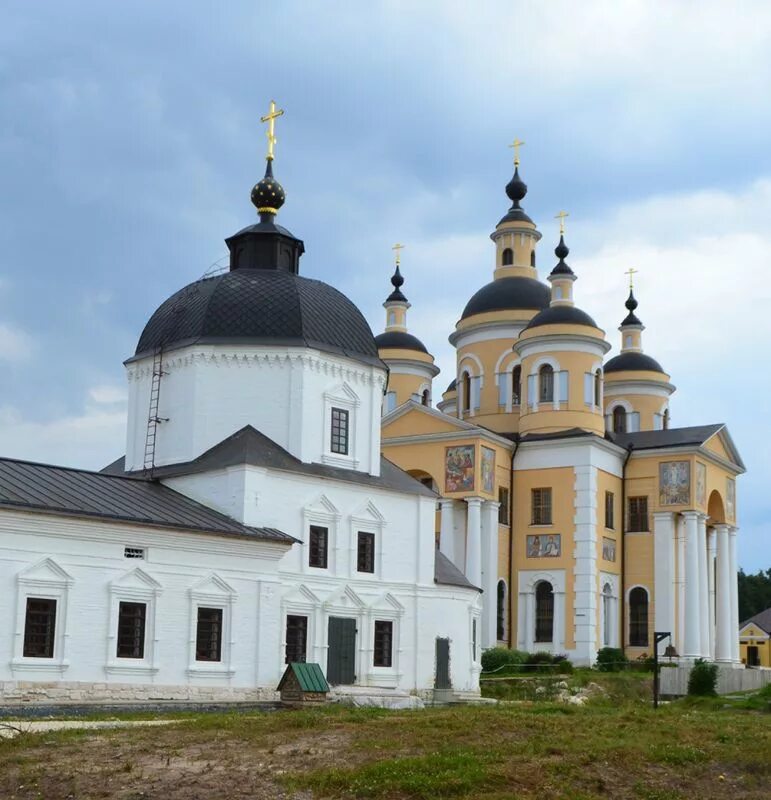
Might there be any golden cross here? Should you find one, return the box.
[554,210,569,235]
[392,242,405,266]
[625,267,638,289]
[260,99,285,161]
[508,138,525,166]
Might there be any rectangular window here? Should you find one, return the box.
[124,546,145,559]
[285,614,308,664]
[531,488,552,525]
[605,491,615,530]
[309,525,329,568]
[330,407,349,455]
[116,601,146,659]
[373,620,393,667]
[195,607,223,662]
[357,531,375,573]
[628,497,649,532]
[22,598,56,658]
[498,488,510,525]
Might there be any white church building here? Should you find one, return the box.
[0,147,482,704]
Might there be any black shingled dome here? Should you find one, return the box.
[461,276,550,320]
[374,330,428,353]
[604,352,665,374]
[524,304,598,330]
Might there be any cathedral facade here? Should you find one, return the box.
[378,157,745,666]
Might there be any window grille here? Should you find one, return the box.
[539,365,554,403]
[531,488,552,525]
[23,598,56,658]
[330,407,349,455]
[628,497,648,532]
[195,607,223,662]
[124,547,145,559]
[285,615,308,663]
[373,620,393,667]
[116,601,146,659]
[535,582,554,643]
[357,531,375,573]
[309,525,329,568]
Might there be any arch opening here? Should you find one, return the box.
[707,490,726,524]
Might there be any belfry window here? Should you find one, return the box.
[535,581,554,643]
[612,406,626,433]
[629,587,649,647]
[462,372,471,413]
[594,370,602,407]
[502,247,513,266]
[421,389,430,407]
[512,365,522,406]
[663,408,670,430]
[539,365,554,403]
[530,251,536,267]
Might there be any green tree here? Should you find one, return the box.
[737,568,771,621]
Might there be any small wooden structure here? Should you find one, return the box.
[277,662,329,707]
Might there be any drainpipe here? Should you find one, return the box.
[508,435,521,649]
[620,442,634,651]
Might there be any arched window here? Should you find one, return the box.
[594,370,602,408]
[530,251,536,267]
[602,583,613,647]
[421,389,430,407]
[535,581,554,643]
[502,247,513,266]
[496,580,506,641]
[612,406,626,433]
[663,408,670,430]
[388,311,396,327]
[511,365,522,406]
[629,587,649,647]
[462,372,471,413]
[539,365,554,403]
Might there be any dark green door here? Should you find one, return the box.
[327,617,356,685]
[435,637,451,690]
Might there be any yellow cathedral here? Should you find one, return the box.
[375,150,746,666]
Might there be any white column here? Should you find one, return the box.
[707,527,717,660]
[697,514,710,657]
[683,511,702,659]
[653,512,676,636]
[464,497,483,588]
[553,589,565,654]
[439,499,456,567]
[729,527,740,663]
[523,589,535,652]
[676,515,686,656]
[480,500,500,649]
[714,524,732,663]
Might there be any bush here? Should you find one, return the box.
[596,647,629,672]
[525,651,558,673]
[687,659,718,696]
[480,647,529,673]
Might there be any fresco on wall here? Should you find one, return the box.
[481,447,495,494]
[696,462,706,506]
[659,461,690,506]
[727,477,736,519]
[445,445,475,493]
[602,537,616,562]
[527,534,561,558]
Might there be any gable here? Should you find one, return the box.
[382,406,472,438]
[704,433,731,462]
[18,557,73,587]
[702,427,745,472]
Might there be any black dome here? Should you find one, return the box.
[524,305,598,330]
[135,270,381,366]
[374,330,428,353]
[445,378,457,393]
[604,352,665,374]
[461,277,550,320]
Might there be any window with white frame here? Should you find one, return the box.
[187,574,236,675]
[322,383,360,467]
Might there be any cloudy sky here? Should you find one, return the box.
[1,1,768,570]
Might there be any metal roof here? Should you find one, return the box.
[435,550,480,591]
[0,456,295,543]
[741,607,771,635]
[278,662,329,692]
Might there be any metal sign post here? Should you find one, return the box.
[653,631,671,709]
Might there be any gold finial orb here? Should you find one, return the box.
[260,99,285,161]
[392,242,405,266]
[625,267,638,290]
[554,210,569,236]
[508,138,525,166]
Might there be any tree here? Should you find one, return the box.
[738,568,771,622]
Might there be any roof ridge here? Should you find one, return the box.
[0,455,148,482]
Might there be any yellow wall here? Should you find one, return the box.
[604,392,669,432]
[739,624,771,667]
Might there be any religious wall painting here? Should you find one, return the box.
[727,477,736,520]
[445,445,475,493]
[526,533,561,558]
[602,537,616,563]
[481,447,495,494]
[659,460,690,506]
[695,462,706,507]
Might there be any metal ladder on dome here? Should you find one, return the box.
[143,346,168,476]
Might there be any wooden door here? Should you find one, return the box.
[327,617,356,685]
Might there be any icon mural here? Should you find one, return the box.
[727,477,736,520]
[527,534,561,558]
[445,445,475,493]
[659,460,690,506]
[602,537,616,562]
[696,462,706,507]
[481,447,495,494]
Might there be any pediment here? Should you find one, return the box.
[282,583,321,606]
[18,557,73,586]
[304,494,341,518]
[703,427,744,471]
[323,584,366,610]
[190,572,237,598]
[110,567,162,593]
[370,591,405,613]
[324,381,360,405]
[351,498,386,526]
[382,403,480,438]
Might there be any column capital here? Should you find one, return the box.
[464,496,484,508]
[652,511,676,523]
[714,522,730,534]
[439,498,455,509]
[682,510,707,522]
[728,526,739,538]
[482,500,501,510]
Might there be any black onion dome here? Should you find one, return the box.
[461,277,550,320]
[134,270,381,366]
[550,235,574,276]
[499,166,534,225]
[374,330,428,353]
[524,304,598,331]
[604,352,665,374]
[250,159,286,214]
[386,265,407,302]
[445,378,457,393]
[621,289,642,326]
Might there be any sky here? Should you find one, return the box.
[0,0,769,571]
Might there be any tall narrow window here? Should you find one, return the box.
[195,607,223,662]
[23,598,57,658]
[373,620,393,667]
[511,365,522,406]
[357,531,375,573]
[330,407,349,455]
[612,406,626,433]
[539,365,554,403]
[594,370,602,407]
[605,491,615,530]
[116,601,146,659]
[285,614,308,663]
[501,247,513,266]
[530,250,536,267]
[462,372,471,413]
[309,525,329,568]
[531,487,552,525]
[602,583,613,647]
[663,408,670,430]
[629,587,649,647]
[498,487,510,524]
[496,581,506,641]
[472,618,478,660]
[628,497,648,532]
[535,581,554,643]
[421,389,430,406]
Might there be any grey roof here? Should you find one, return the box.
[104,425,436,498]
[434,550,480,591]
[741,607,771,634]
[0,456,295,543]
